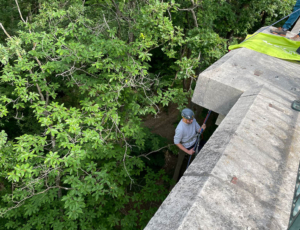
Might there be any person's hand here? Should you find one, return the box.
[201,124,206,131]
[187,149,195,155]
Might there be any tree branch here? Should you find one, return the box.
[137,144,174,159]
[177,6,198,11]
[0,23,46,103]
[15,0,26,23]
[36,83,45,102]
[32,43,49,105]
[190,9,198,28]
[0,23,12,39]
[190,1,198,28]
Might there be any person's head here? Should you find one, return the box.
[181,108,194,124]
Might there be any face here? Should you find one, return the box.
[183,117,193,124]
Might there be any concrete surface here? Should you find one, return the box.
[291,18,300,35]
[216,114,225,126]
[146,84,300,230]
[192,46,300,116]
[145,28,300,230]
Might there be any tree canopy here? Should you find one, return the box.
[0,0,295,229]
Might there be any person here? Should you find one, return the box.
[270,0,300,41]
[174,108,206,156]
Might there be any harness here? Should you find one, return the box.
[186,110,212,169]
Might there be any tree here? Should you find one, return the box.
[0,0,294,229]
[0,0,186,229]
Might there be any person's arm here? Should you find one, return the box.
[198,124,206,133]
[176,143,195,155]
[195,119,206,133]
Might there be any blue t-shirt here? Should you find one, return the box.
[174,119,200,148]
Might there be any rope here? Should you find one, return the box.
[241,8,300,44]
[185,6,300,170]
[186,110,212,170]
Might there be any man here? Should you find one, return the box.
[270,0,300,41]
[174,108,206,156]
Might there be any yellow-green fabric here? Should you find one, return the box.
[229,33,300,61]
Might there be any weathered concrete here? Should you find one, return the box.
[192,46,300,116]
[215,114,225,126]
[146,85,300,229]
[291,17,300,35]
[145,29,300,229]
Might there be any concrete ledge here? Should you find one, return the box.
[145,30,300,229]
[192,47,300,116]
[215,114,225,125]
[146,84,300,229]
[192,77,243,116]
[291,19,300,35]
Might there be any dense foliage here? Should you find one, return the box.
[0,0,295,229]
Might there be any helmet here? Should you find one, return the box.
[181,108,194,120]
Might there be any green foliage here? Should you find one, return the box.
[0,1,184,229]
[0,0,295,229]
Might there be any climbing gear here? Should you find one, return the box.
[229,7,300,61]
[241,8,300,45]
[181,108,194,120]
[229,33,300,61]
[186,110,212,170]
[270,27,288,36]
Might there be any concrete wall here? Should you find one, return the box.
[192,48,300,116]
[145,40,300,229]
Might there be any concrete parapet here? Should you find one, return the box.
[192,47,300,116]
[146,84,300,229]
[215,114,225,126]
[145,43,300,229]
[291,18,300,35]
